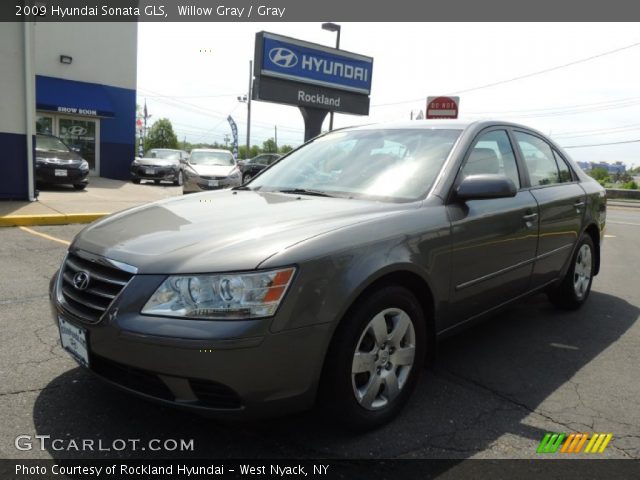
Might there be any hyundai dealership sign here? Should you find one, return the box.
[259,32,373,94]
[253,31,373,116]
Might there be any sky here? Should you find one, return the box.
[137,22,640,167]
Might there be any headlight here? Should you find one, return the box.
[141,267,296,320]
[80,160,89,170]
[132,158,140,166]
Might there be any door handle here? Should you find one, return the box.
[574,200,585,208]
[523,213,538,221]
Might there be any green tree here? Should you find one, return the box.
[145,118,178,151]
[588,167,610,183]
[262,138,277,153]
[279,145,294,154]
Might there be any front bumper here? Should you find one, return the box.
[36,166,89,185]
[130,165,180,182]
[183,174,241,193]
[49,267,332,419]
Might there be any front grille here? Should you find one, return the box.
[199,175,227,180]
[91,354,174,401]
[60,252,135,323]
[136,167,170,178]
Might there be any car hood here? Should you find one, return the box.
[136,158,177,167]
[72,190,409,274]
[188,164,236,177]
[36,149,82,165]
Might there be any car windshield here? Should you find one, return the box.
[36,135,70,152]
[190,151,235,166]
[250,155,274,165]
[146,150,180,160]
[249,128,461,202]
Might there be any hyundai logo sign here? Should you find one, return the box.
[268,47,298,68]
[258,32,373,95]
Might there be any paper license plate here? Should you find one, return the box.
[208,180,219,187]
[58,317,89,368]
[145,168,155,175]
[54,169,68,177]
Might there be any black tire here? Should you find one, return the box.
[319,285,426,431]
[173,170,184,186]
[548,234,595,310]
[243,173,252,184]
[154,179,161,185]
[73,183,86,190]
[132,178,141,184]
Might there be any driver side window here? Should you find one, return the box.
[461,130,520,188]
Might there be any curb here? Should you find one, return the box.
[608,201,640,209]
[0,213,109,227]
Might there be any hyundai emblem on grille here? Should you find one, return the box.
[72,271,91,290]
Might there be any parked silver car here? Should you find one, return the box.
[182,149,242,193]
[51,120,605,430]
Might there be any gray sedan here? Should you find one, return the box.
[50,120,605,430]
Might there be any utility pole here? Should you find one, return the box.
[274,125,278,152]
[247,60,252,158]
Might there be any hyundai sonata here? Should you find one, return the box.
[50,120,605,429]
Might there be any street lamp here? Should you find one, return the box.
[321,22,341,131]
[237,60,252,158]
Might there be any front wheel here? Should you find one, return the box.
[243,173,252,184]
[548,234,595,310]
[73,183,86,190]
[320,286,426,431]
[174,170,184,186]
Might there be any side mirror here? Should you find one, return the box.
[456,174,517,201]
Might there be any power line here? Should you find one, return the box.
[562,139,640,149]
[371,40,640,108]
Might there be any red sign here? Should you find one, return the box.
[426,96,460,119]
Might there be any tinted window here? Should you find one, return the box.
[553,150,573,183]
[514,131,559,186]
[462,130,520,188]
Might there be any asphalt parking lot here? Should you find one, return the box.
[0,207,638,460]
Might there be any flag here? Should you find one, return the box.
[227,116,239,160]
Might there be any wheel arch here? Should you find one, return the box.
[583,222,601,275]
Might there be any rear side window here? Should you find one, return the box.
[462,130,520,188]
[553,150,574,183]
[514,131,559,187]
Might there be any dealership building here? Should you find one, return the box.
[0,22,137,200]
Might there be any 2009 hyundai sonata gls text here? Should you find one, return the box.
[50,120,606,429]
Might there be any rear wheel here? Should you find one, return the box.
[548,234,595,310]
[320,286,426,431]
[73,184,86,190]
[132,178,141,184]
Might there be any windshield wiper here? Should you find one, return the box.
[277,188,335,197]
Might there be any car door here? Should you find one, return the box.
[512,130,586,288]
[446,128,539,326]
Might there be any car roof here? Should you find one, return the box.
[190,148,232,153]
[343,119,544,134]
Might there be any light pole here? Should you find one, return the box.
[321,22,341,131]
[237,60,252,158]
